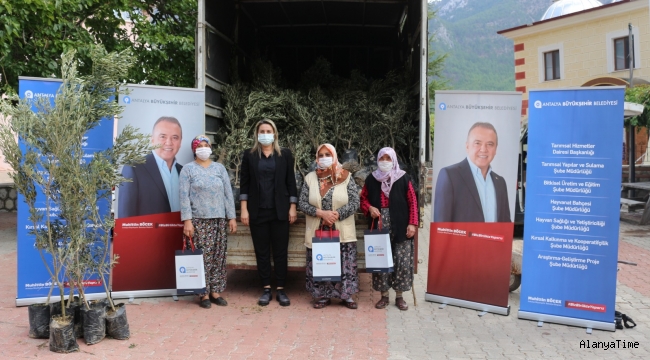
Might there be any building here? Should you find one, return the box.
[498,0,649,166]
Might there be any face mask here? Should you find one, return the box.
[318,157,333,169]
[258,133,274,145]
[378,161,393,172]
[195,147,212,160]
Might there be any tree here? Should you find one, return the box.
[625,85,650,129]
[0,46,151,314]
[428,9,448,96]
[0,0,197,95]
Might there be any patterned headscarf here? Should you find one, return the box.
[372,147,406,198]
[191,134,211,154]
[315,143,344,194]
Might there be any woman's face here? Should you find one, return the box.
[196,140,210,149]
[379,154,391,162]
[318,147,333,159]
[258,124,274,135]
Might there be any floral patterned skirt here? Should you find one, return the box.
[372,208,414,292]
[185,218,228,295]
[306,242,359,300]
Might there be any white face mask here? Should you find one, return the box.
[378,161,393,172]
[318,157,333,169]
[195,147,212,160]
[258,133,274,145]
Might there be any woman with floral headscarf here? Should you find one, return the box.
[298,143,360,309]
[360,147,419,311]
[180,135,237,309]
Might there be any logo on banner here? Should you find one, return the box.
[534,100,542,109]
[439,102,447,110]
[367,246,374,253]
[123,96,131,104]
[316,254,323,261]
[24,90,34,99]
[179,266,186,273]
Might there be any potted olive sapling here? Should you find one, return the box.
[0,47,151,352]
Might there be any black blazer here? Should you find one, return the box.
[240,148,297,221]
[118,153,183,218]
[433,158,511,223]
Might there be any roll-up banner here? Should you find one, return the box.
[426,91,521,315]
[112,85,204,298]
[16,77,113,306]
[518,88,624,331]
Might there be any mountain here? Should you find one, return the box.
[429,0,550,91]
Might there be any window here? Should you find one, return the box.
[544,50,560,81]
[614,37,634,71]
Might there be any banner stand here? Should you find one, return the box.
[16,293,108,307]
[111,289,178,302]
[518,310,615,332]
[425,293,511,316]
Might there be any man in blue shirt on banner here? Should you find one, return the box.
[118,116,183,218]
[434,122,511,223]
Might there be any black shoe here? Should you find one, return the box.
[258,288,272,306]
[276,289,290,307]
[199,298,212,309]
[209,294,228,306]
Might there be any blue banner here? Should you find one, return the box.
[520,88,624,326]
[16,78,114,302]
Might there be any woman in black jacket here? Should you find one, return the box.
[240,119,298,306]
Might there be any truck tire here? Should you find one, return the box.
[509,274,521,292]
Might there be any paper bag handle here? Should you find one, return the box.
[370,216,383,231]
[182,235,196,252]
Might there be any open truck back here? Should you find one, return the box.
[195,0,430,271]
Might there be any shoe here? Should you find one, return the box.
[199,298,212,309]
[395,297,408,311]
[343,300,358,310]
[313,298,331,309]
[258,288,272,306]
[209,294,228,306]
[375,296,390,309]
[276,289,290,306]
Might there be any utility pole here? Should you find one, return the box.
[628,23,636,197]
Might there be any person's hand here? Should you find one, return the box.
[318,210,338,226]
[229,219,237,234]
[369,206,381,219]
[406,224,417,239]
[183,220,195,239]
[289,205,297,224]
[241,208,249,226]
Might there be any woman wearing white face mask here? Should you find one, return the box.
[240,119,298,307]
[180,135,237,309]
[299,143,360,309]
[360,147,419,311]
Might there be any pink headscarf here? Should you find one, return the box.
[372,147,406,197]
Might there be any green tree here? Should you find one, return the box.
[0,46,151,313]
[625,85,650,128]
[0,0,197,95]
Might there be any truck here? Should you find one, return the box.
[195,0,430,272]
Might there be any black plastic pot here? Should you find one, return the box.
[81,302,106,345]
[66,299,83,339]
[28,303,50,339]
[106,303,130,340]
[49,301,62,317]
[49,315,78,353]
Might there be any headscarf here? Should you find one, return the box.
[191,135,211,154]
[315,143,345,196]
[372,147,406,198]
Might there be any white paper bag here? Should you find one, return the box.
[175,239,206,295]
[312,233,341,282]
[364,228,394,273]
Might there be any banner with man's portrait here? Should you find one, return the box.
[425,91,521,315]
[112,85,204,297]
